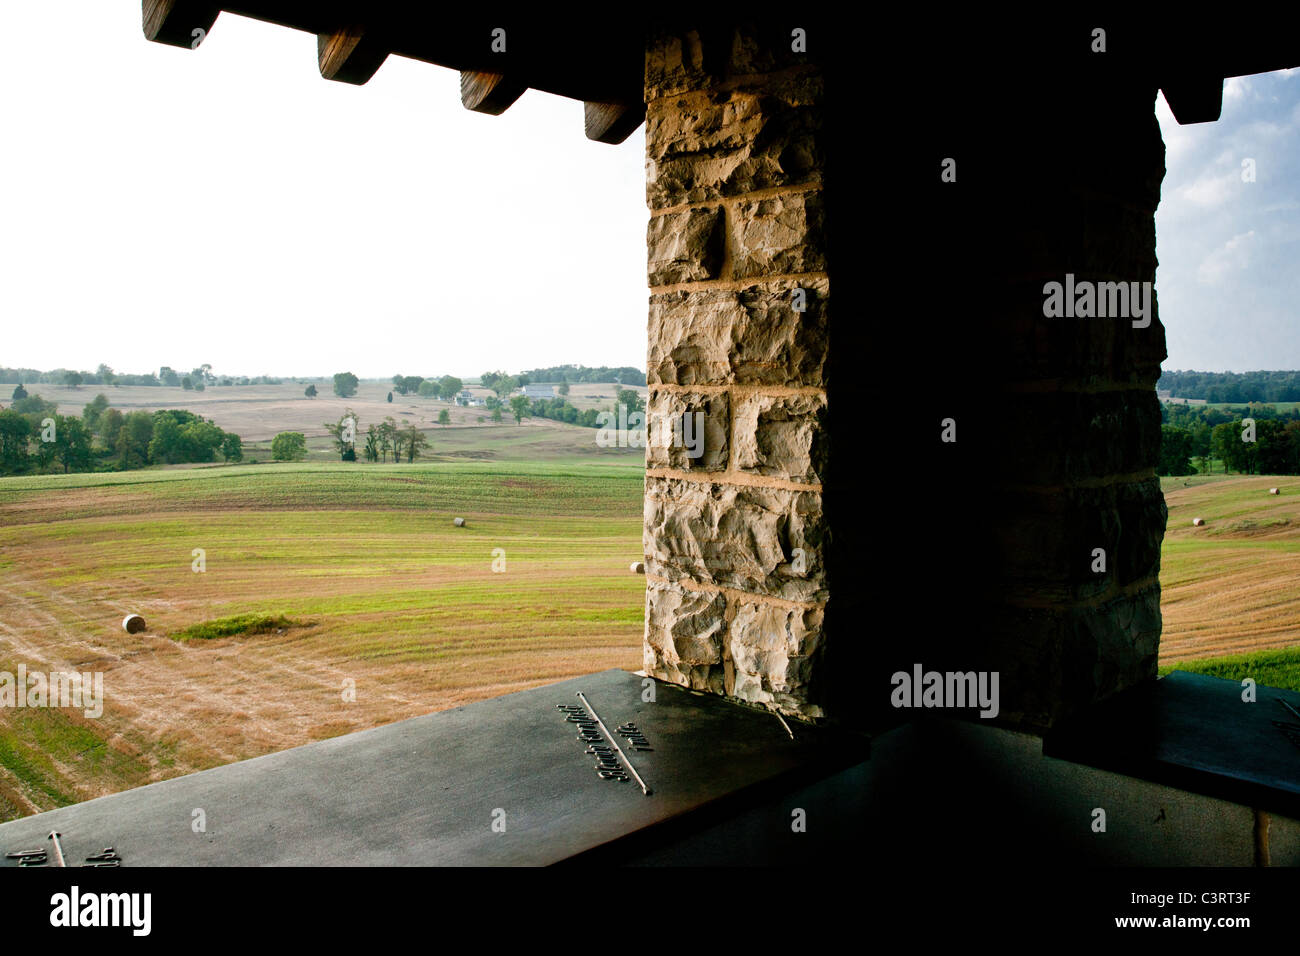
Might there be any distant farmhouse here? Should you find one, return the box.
[455,390,485,407]
[517,384,556,400]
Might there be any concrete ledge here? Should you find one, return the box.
[0,670,868,866]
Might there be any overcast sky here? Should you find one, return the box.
[0,2,646,380]
[1156,69,1300,372]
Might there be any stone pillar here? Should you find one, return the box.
[641,25,830,719]
[639,25,1170,733]
[882,47,1171,731]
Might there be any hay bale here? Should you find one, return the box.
[453,517,466,527]
[1270,488,1280,495]
[630,561,645,574]
[122,614,146,634]
[1192,518,1205,527]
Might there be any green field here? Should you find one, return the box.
[0,460,645,821]
[10,461,1300,823]
[1160,475,1300,691]
[1160,647,1300,692]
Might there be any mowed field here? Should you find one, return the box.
[0,461,644,822]
[1160,474,1300,664]
[15,381,648,445]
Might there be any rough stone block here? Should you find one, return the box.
[643,579,727,693]
[989,390,1163,485]
[733,392,827,483]
[647,206,725,286]
[727,24,818,76]
[981,587,1162,730]
[647,279,828,387]
[644,29,710,99]
[732,191,826,279]
[645,79,823,208]
[986,478,1166,602]
[993,278,1167,387]
[646,389,730,471]
[728,600,825,717]
[643,477,826,602]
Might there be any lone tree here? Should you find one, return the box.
[11,384,27,401]
[386,391,393,403]
[437,409,451,426]
[333,371,359,398]
[0,410,32,474]
[54,416,92,473]
[376,416,401,462]
[82,394,109,432]
[437,375,463,401]
[270,431,308,461]
[63,370,83,389]
[324,409,359,460]
[403,424,429,462]
[221,433,243,463]
[393,375,424,395]
[615,388,644,415]
[509,394,530,424]
[305,384,317,398]
[482,370,516,397]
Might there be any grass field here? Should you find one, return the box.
[6,454,1299,823]
[1159,647,1300,691]
[0,460,644,822]
[1160,475,1300,671]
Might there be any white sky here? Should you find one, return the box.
[6,8,1297,381]
[0,2,647,380]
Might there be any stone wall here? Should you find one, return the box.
[641,24,830,718]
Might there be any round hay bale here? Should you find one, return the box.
[122,614,147,634]
[1192,518,1205,527]
[1270,488,1280,495]
[630,561,645,574]
[453,517,466,527]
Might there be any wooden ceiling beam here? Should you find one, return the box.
[318,25,389,85]
[142,0,221,49]
[583,101,645,144]
[1160,76,1224,125]
[460,71,527,115]
[180,5,646,104]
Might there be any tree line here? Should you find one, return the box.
[520,365,646,387]
[2,365,284,389]
[0,389,242,476]
[388,374,464,399]
[1158,370,1300,404]
[524,389,644,428]
[1160,402,1300,476]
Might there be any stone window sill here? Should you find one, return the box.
[1044,671,1300,820]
